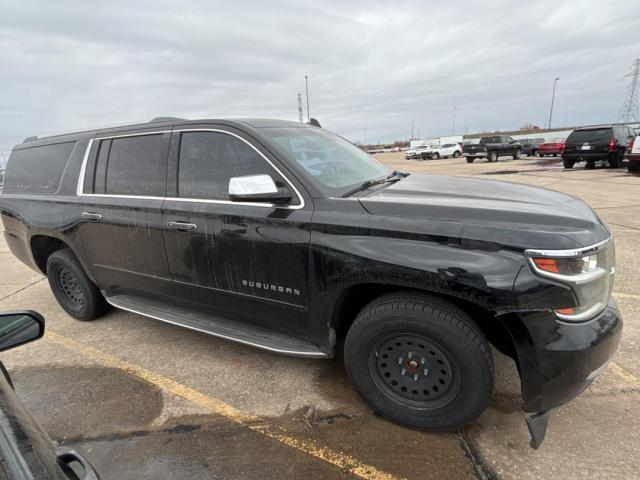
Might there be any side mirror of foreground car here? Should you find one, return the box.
[0,311,45,352]
[228,174,292,204]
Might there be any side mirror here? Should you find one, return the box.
[0,311,44,352]
[228,174,292,204]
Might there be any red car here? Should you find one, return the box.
[538,138,565,157]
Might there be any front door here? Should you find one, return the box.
[77,129,174,300]
[161,127,312,338]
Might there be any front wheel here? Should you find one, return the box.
[466,157,475,163]
[430,152,439,160]
[532,149,540,157]
[47,248,110,321]
[344,293,493,431]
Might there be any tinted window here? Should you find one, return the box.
[178,131,282,201]
[3,142,76,194]
[568,128,611,143]
[104,134,167,196]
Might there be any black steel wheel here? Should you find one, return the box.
[370,334,460,409]
[344,292,493,431]
[47,248,109,321]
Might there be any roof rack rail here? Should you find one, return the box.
[149,117,186,123]
[22,136,38,143]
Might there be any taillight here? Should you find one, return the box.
[608,137,617,152]
[628,137,635,151]
[560,143,566,153]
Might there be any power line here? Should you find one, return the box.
[619,58,640,123]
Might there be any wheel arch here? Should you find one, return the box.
[330,283,518,362]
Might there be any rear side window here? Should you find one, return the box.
[177,131,281,201]
[92,134,167,196]
[3,142,76,194]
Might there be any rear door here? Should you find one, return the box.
[161,126,313,338]
[77,129,173,300]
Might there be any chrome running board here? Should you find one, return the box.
[104,293,328,358]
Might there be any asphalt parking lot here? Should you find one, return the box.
[1,152,639,479]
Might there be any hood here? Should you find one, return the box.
[359,175,610,250]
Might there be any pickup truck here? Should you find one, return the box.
[464,135,522,163]
[0,117,621,448]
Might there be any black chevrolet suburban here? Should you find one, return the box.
[0,118,622,447]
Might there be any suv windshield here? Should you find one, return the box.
[568,128,611,143]
[262,127,390,196]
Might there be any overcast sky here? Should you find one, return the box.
[1,0,639,153]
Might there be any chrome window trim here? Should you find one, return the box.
[524,236,613,258]
[76,128,306,210]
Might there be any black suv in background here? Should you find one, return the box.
[0,118,622,448]
[519,138,545,157]
[562,125,635,169]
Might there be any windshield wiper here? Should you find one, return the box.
[342,170,409,198]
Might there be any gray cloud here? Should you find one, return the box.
[1,0,639,151]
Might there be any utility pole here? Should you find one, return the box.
[411,119,414,140]
[548,77,560,129]
[452,106,456,135]
[305,76,310,123]
[297,94,303,123]
[619,58,640,123]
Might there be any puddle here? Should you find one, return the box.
[11,365,164,441]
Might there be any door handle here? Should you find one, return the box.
[167,221,197,231]
[81,212,102,221]
[56,446,99,480]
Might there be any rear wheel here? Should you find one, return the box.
[585,161,595,169]
[466,157,475,163]
[46,248,109,321]
[344,293,493,431]
[608,153,622,168]
[629,161,640,173]
[532,149,540,157]
[552,153,558,157]
[453,151,460,158]
[563,158,575,169]
[513,149,522,160]
[488,151,498,162]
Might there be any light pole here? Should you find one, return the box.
[548,77,560,129]
[411,119,414,140]
[305,75,310,123]
[452,106,456,135]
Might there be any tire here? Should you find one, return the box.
[629,161,640,173]
[513,149,522,160]
[488,151,498,162]
[46,248,109,321]
[539,153,545,157]
[585,162,595,169]
[466,157,474,163]
[453,151,460,158]
[562,158,575,169]
[608,157,620,168]
[532,149,539,157]
[344,293,493,431]
[430,152,439,160]
[552,153,558,157]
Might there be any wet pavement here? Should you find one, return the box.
[0,153,639,479]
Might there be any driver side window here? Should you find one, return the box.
[177,131,290,202]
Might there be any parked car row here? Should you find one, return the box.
[405,143,462,160]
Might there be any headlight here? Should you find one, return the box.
[526,238,615,322]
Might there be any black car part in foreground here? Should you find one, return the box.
[0,118,622,448]
[0,311,99,479]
